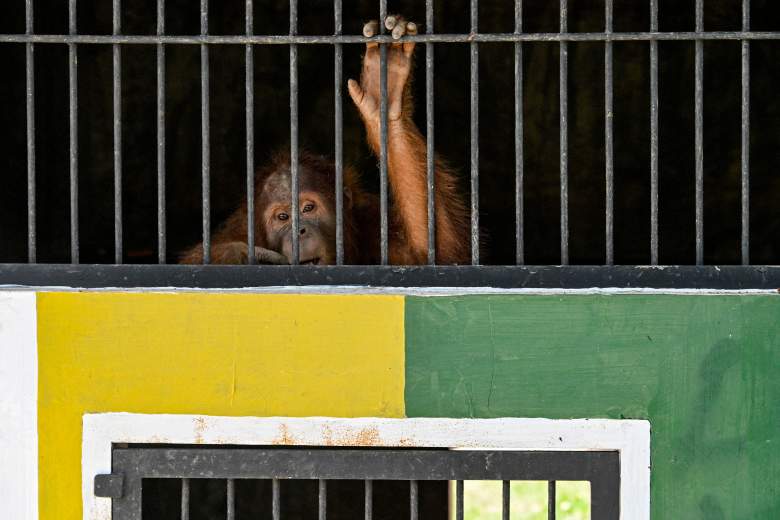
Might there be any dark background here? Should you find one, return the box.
[0,0,778,265]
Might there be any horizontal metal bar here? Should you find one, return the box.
[1,32,778,45]
[1,265,778,289]
[113,448,618,481]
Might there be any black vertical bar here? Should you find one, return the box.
[181,478,190,520]
[157,0,166,264]
[650,0,659,265]
[548,480,556,520]
[514,0,524,265]
[559,0,568,266]
[200,0,210,264]
[379,0,389,265]
[605,0,614,265]
[590,469,621,519]
[113,0,122,264]
[246,0,255,264]
[68,0,78,264]
[502,480,510,520]
[364,480,373,520]
[25,0,35,263]
[335,0,344,265]
[470,0,479,265]
[455,480,464,520]
[272,479,280,520]
[426,0,435,265]
[695,0,704,265]
[410,480,419,520]
[226,478,235,520]
[319,479,327,520]
[741,0,750,265]
[290,0,300,265]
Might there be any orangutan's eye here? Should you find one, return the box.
[302,203,315,213]
[277,212,289,221]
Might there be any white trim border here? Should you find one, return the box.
[0,291,38,520]
[83,414,650,520]
[1,284,778,295]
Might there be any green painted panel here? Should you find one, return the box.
[405,295,780,520]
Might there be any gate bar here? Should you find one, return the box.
[272,478,280,520]
[456,480,464,520]
[181,478,190,520]
[410,479,419,520]
[226,478,235,520]
[502,480,510,519]
[319,479,327,520]
[548,480,556,519]
[364,479,373,520]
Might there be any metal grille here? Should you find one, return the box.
[1,1,779,289]
[97,446,619,519]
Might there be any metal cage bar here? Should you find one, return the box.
[470,0,479,265]
[426,0,436,265]
[290,0,300,265]
[605,0,614,265]
[334,0,344,265]
[514,0,524,266]
[379,0,389,265]
[3,32,780,44]
[113,0,123,264]
[694,0,704,265]
[200,0,211,264]
[25,0,35,264]
[68,0,78,264]
[246,0,255,264]
[741,0,750,265]
[650,0,659,265]
[23,0,36,264]
[559,0,569,265]
[156,0,166,264]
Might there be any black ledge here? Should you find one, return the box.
[0,264,778,290]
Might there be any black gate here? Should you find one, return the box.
[96,446,620,519]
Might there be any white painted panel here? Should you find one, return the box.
[83,414,650,520]
[0,291,38,520]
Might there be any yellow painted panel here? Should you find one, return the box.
[37,292,405,520]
